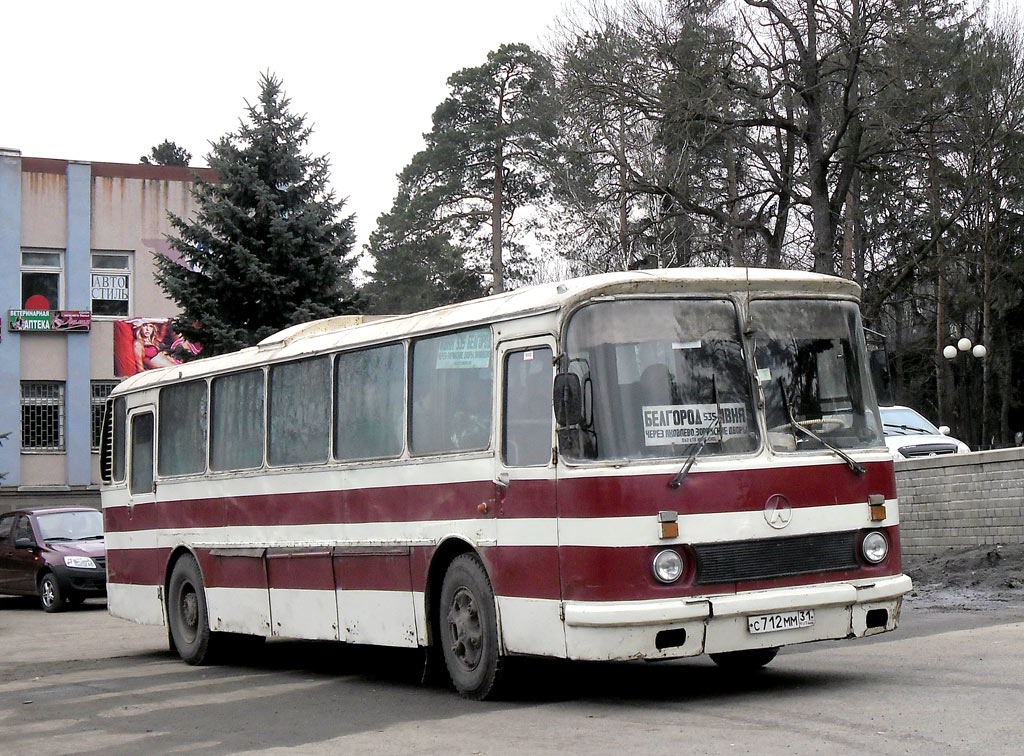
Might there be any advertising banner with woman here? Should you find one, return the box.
[113,318,201,377]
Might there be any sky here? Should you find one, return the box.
[5,0,1022,258]
[2,0,575,253]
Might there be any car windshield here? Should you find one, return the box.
[750,299,884,452]
[35,511,104,541]
[563,299,757,461]
[880,407,940,436]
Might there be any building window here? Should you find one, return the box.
[21,249,64,310]
[91,381,119,452]
[90,252,132,316]
[21,381,66,452]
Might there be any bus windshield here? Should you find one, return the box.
[564,299,757,461]
[750,299,883,452]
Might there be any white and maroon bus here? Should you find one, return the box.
[100,269,910,699]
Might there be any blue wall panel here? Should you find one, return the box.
[65,163,92,486]
[0,154,22,486]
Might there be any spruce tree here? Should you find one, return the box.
[156,73,359,355]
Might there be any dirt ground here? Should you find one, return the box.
[902,543,1024,609]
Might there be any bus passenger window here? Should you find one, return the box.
[211,370,265,471]
[503,347,553,467]
[411,328,492,455]
[158,381,208,476]
[129,413,154,495]
[112,397,127,482]
[335,344,404,461]
[269,357,331,466]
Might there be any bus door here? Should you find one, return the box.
[494,337,565,657]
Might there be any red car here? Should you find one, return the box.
[0,507,106,612]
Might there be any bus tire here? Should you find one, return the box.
[709,647,779,670]
[439,553,503,700]
[167,554,219,665]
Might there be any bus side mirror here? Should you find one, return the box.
[867,340,893,407]
[553,373,583,427]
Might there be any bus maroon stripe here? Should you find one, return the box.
[106,530,899,601]
[103,461,896,534]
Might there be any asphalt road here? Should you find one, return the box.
[1,594,1022,756]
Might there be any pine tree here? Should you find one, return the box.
[363,190,485,314]
[156,73,359,355]
[141,140,192,166]
[366,44,557,302]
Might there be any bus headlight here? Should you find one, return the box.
[861,531,889,564]
[652,549,684,583]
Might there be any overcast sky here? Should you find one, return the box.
[6,1,1021,257]
[2,0,573,252]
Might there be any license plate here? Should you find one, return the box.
[747,609,815,634]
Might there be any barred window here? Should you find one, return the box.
[21,381,66,452]
[91,381,119,452]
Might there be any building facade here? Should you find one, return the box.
[0,149,214,511]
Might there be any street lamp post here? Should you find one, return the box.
[943,338,987,448]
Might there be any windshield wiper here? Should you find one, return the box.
[669,376,723,489]
[43,537,73,542]
[778,379,866,475]
[883,422,931,435]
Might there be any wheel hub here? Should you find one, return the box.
[180,586,199,640]
[446,587,483,671]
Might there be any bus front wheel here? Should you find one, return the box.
[167,554,219,665]
[439,554,503,700]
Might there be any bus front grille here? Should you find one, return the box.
[693,531,860,584]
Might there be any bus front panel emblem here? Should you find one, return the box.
[764,494,793,529]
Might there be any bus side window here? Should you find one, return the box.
[129,413,155,495]
[411,328,492,455]
[335,344,405,461]
[269,357,331,466]
[503,347,553,467]
[211,370,265,471]
[111,397,127,483]
[158,381,208,476]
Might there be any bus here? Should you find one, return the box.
[99,268,911,699]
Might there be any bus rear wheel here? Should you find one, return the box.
[709,647,779,670]
[167,554,219,665]
[439,554,503,700]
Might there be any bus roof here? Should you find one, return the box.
[111,267,860,395]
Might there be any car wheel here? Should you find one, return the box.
[39,573,65,613]
[438,553,503,700]
[709,647,779,670]
[167,554,220,665]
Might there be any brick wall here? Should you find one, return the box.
[896,448,1024,558]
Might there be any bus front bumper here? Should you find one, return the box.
[560,573,912,662]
